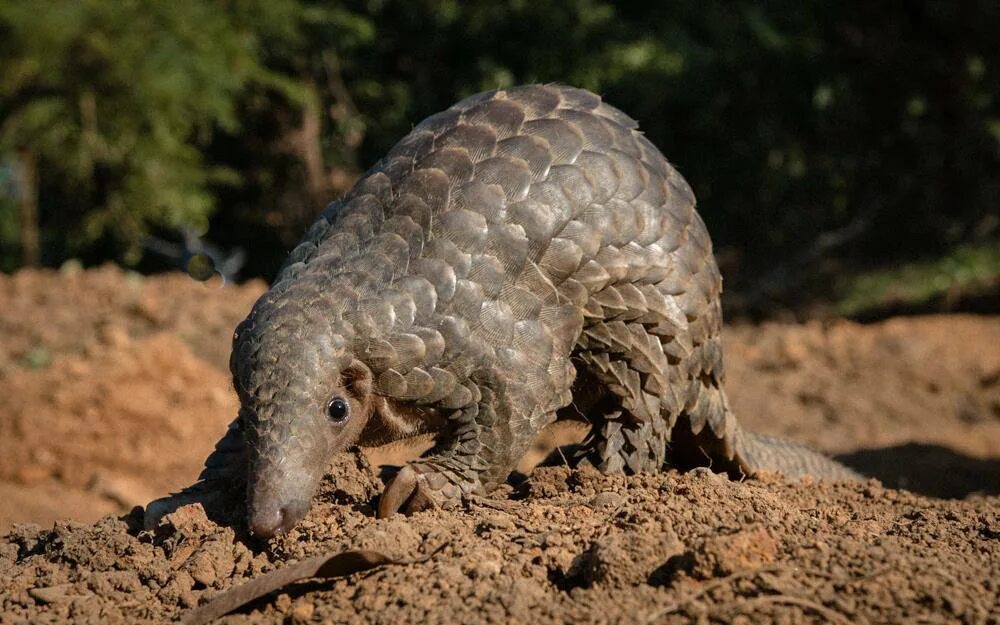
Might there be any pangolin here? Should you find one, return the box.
[146,84,860,538]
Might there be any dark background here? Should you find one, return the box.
[2,0,997,318]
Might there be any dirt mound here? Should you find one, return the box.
[0,264,265,373]
[0,332,238,529]
[726,316,1000,497]
[0,266,261,530]
[2,454,997,625]
[1,267,998,623]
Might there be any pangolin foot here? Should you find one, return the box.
[377,464,464,518]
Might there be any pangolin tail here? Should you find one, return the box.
[732,428,863,481]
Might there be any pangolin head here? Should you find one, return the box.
[230,283,373,537]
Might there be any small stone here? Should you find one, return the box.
[28,584,75,604]
[688,467,718,479]
[161,503,211,534]
[479,514,514,531]
[589,491,625,510]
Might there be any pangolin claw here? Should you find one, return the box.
[377,465,443,518]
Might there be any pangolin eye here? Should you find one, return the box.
[233,319,250,343]
[326,397,350,423]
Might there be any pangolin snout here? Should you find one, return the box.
[248,498,310,538]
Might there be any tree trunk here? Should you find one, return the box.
[17,147,40,267]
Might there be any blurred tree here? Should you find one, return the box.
[1,0,997,314]
[201,1,379,275]
[0,0,279,263]
[307,0,999,307]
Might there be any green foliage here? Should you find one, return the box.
[1,0,998,314]
[836,242,1000,317]
[330,0,999,286]
[0,0,285,261]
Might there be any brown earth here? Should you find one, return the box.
[1,266,998,624]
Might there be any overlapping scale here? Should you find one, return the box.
[246,83,738,499]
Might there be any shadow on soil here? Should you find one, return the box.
[837,443,1000,499]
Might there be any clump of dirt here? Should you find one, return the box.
[2,453,997,625]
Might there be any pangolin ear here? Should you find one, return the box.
[340,359,374,400]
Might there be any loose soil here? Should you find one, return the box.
[1,266,997,624]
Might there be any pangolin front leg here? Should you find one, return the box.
[378,366,556,517]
